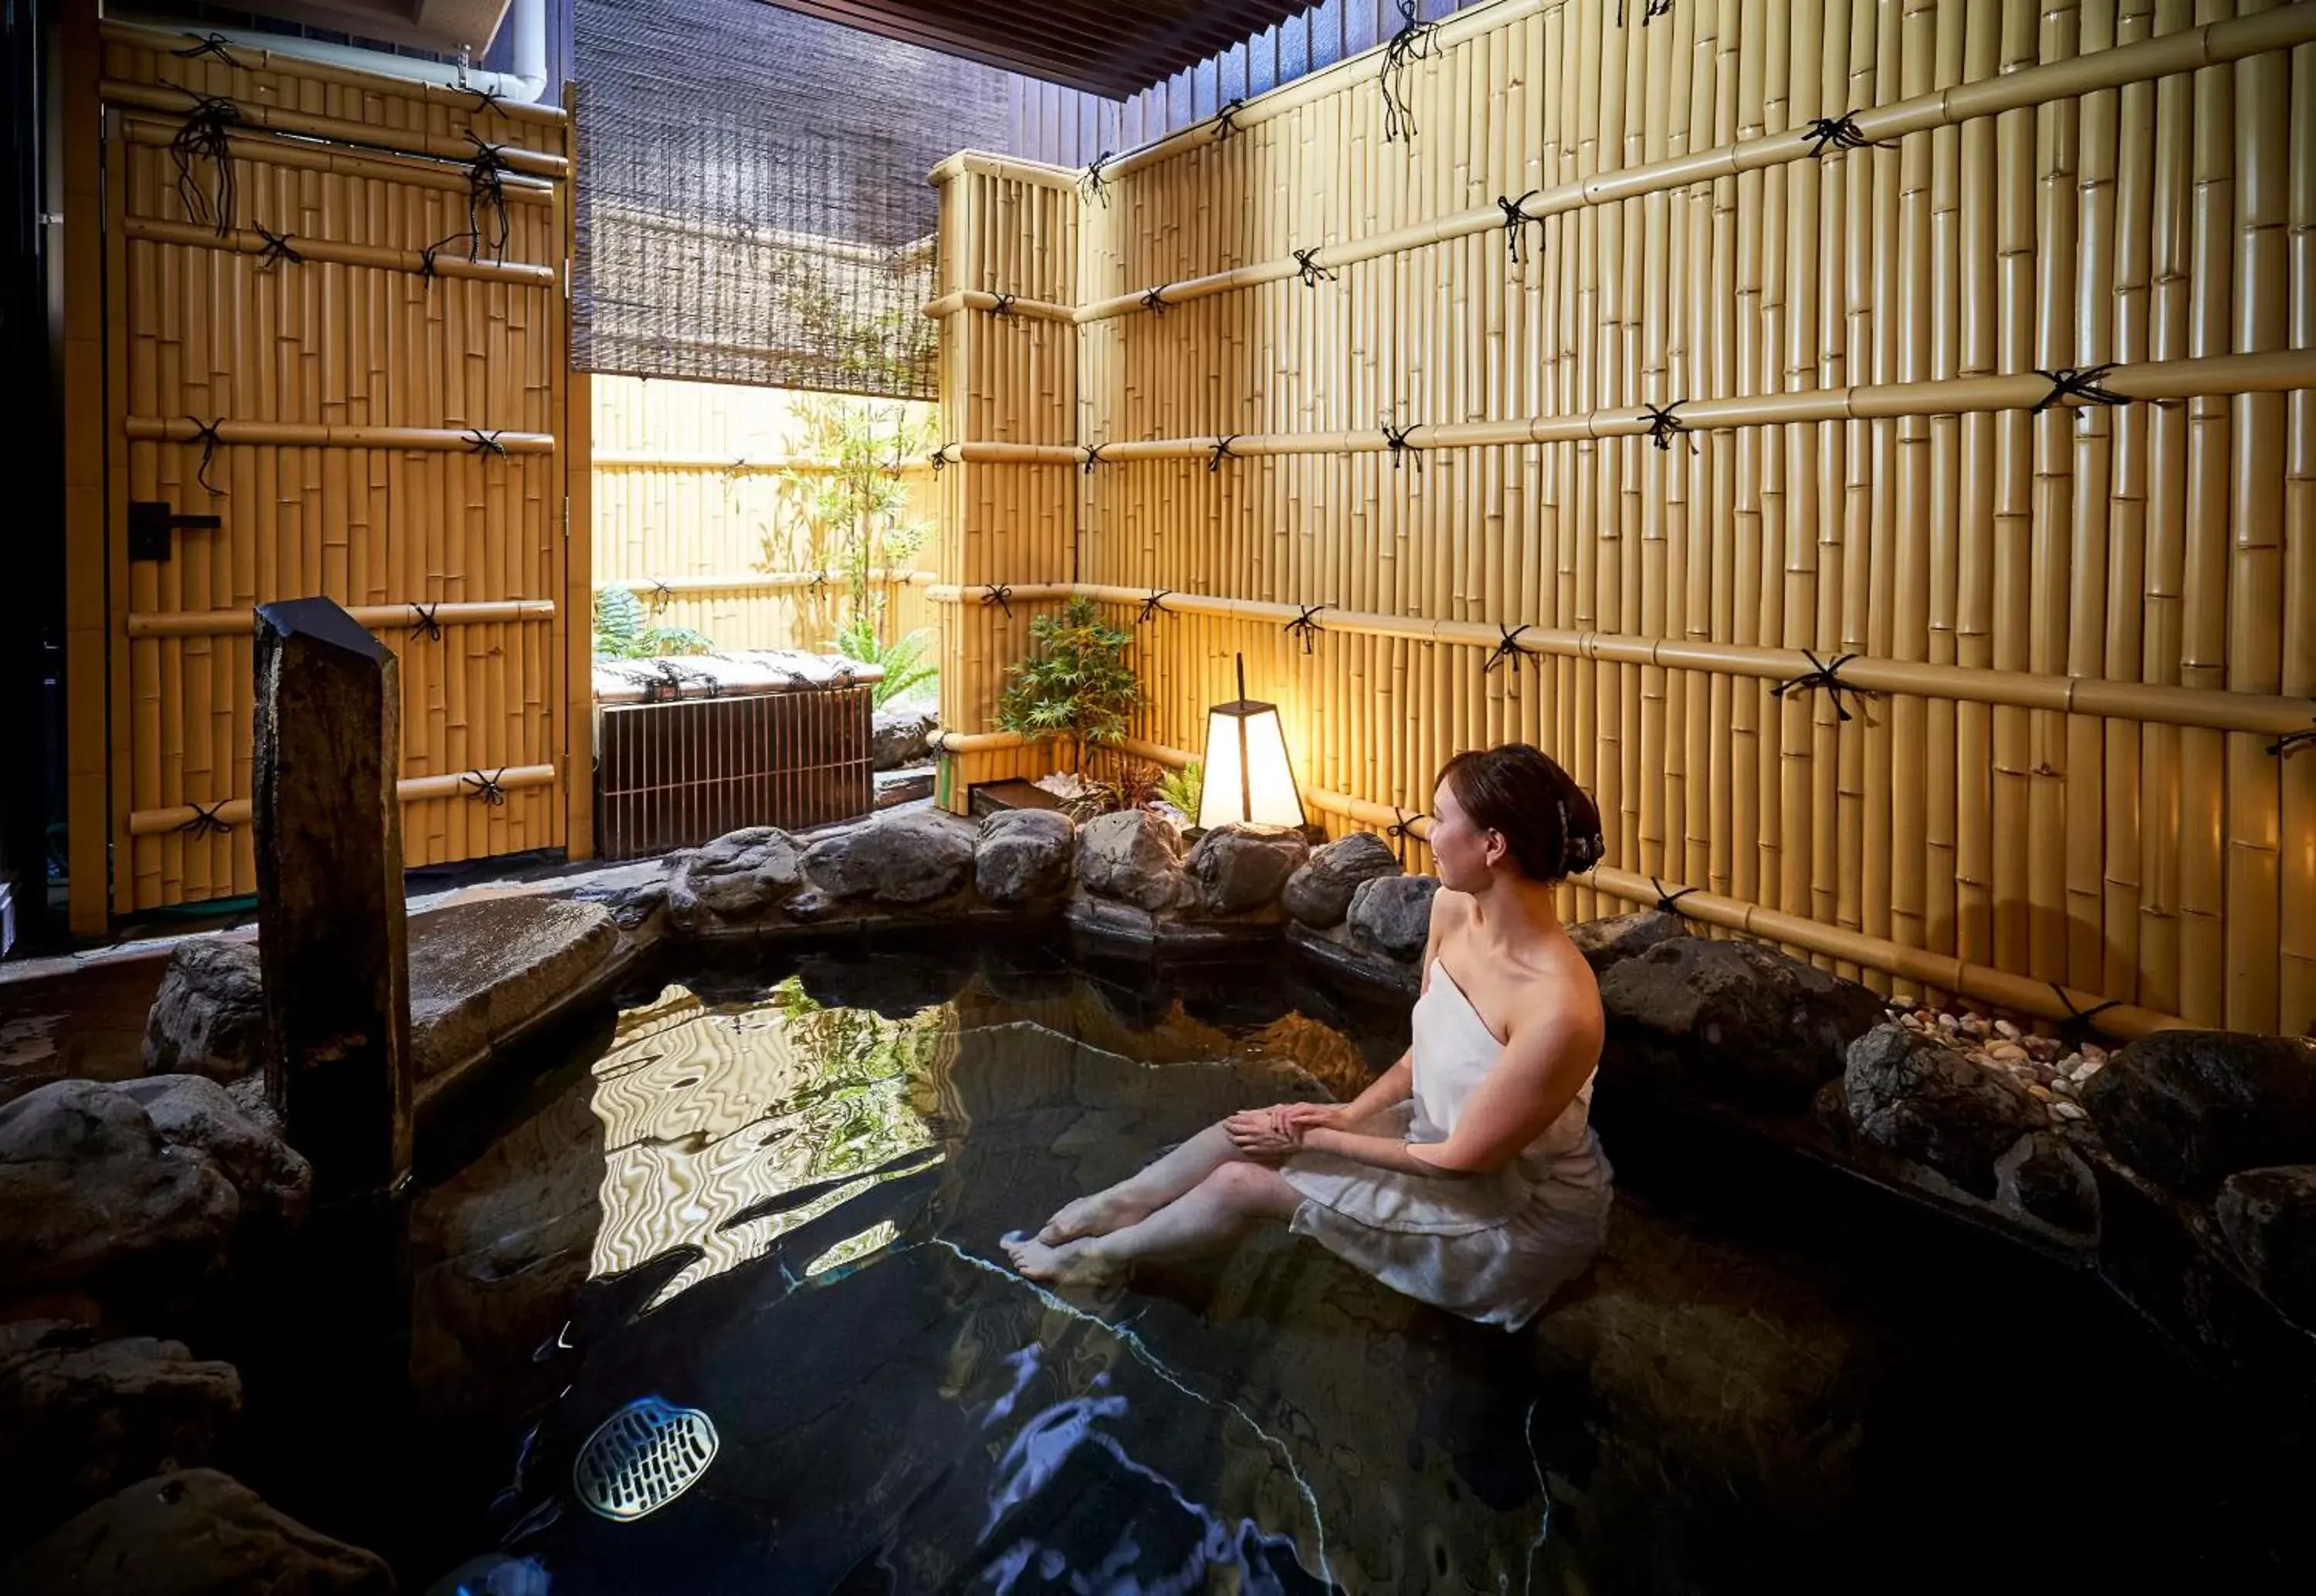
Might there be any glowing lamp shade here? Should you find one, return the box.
[1197,655,1305,830]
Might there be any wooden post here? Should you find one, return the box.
[253,597,412,1202]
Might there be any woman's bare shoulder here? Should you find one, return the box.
[1508,931,1605,1049]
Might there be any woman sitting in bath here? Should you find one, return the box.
[1003,743,1614,1331]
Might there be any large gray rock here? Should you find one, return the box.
[2078,1030,2316,1197]
[1993,1131,2100,1236]
[666,827,804,928]
[1567,908,1688,974]
[2215,1165,2316,1331]
[114,1076,310,1245]
[562,861,670,935]
[1182,823,1308,916]
[409,898,621,1084]
[0,1081,236,1307]
[872,707,936,771]
[1346,874,1439,962]
[1279,832,1400,927]
[1076,810,1183,912]
[3,1469,391,1595]
[1600,937,1887,1104]
[141,941,262,1084]
[802,811,975,904]
[0,1324,242,1559]
[973,810,1077,905]
[1843,1023,2043,1196]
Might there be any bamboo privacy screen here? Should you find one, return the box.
[928,0,2316,1036]
[928,156,1085,803]
[64,19,584,928]
[590,376,937,654]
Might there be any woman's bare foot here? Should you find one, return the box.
[1001,1232,1122,1287]
[1035,1189,1153,1246]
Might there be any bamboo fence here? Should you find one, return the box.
[589,375,939,654]
[66,19,580,923]
[926,0,2316,1036]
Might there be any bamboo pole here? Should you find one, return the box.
[126,765,559,836]
[97,79,567,177]
[921,583,2316,738]
[128,417,554,452]
[122,217,554,284]
[120,116,555,203]
[126,600,556,637]
[923,349,2316,464]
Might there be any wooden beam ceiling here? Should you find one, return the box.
[753,0,1314,100]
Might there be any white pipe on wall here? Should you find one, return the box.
[121,0,548,104]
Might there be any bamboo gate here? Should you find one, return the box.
[926,0,2316,1040]
[60,15,590,932]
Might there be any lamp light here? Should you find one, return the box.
[1197,654,1305,830]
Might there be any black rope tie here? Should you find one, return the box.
[1484,624,1531,680]
[1214,97,1247,140]
[1650,877,1699,917]
[2050,985,2121,1047]
[1616,0,1677,23]
[171,93,242,237]
[469,85,506,117]
[830,663,857,688]
[1803,110,1888,160]
[2267,715,2316,758]
[188,417,228,496]
[990,292,1017,316]
[1771,649,1868,722]
[463,132,512,261]
[1136,589,1172,625]
[1081,444,1107,475]
[1380,0,1440,144]
[462,768,510,806]
[1207,436,1238,472]
[1497,191,1543,265]
[1387,807,1428,864]
[171,32,245,68]
[982,583,1014,620]
[1141,285,1170,316]
[418,229,474,283]
[1292,248,1337,288]
[648,579,675,605]
[2031,363,2128,417]
[408,601,444,642]
[178,800,233,840]
[808,569,828,599]
[464,428,507,458]
[929,448,946,472]
[252,223,303,272]
[1283,604,1327,654]
[1079,151,1113,208]
[1638,401,1695,452]
[1381,421,1424,470]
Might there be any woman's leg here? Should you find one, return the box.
[1006,1159,1302,1285]
[1036,1121,1249,1244]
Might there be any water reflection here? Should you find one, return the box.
[497,973,1550,1593]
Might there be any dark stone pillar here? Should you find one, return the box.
[250,598,415,1562]
[253,597,412,1202]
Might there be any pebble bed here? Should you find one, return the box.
[1885,997,2105,1124]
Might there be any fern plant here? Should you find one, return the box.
[994,597,1139,746]
[831,611,937,708]
[1157,759,1203,820]
[593,586,715,660]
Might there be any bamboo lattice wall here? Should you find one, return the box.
[591,376,937,655]
[65,18,586,927]
[929,0,2316,1037]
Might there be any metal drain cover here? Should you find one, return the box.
[573,1397,719,1521]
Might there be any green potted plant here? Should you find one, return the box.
[994,597,1140,769]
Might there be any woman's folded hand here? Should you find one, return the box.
[1224,1107,1302,1162]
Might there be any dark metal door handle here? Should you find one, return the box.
[128,500,223,563]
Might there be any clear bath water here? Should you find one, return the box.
[408,932,2312,1595]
